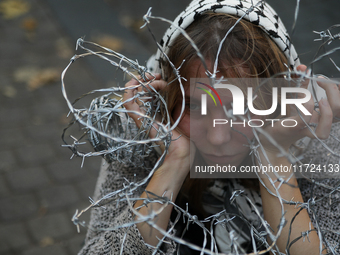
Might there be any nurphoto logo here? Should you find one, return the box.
[189,78,313,178]
[197,82,312,116]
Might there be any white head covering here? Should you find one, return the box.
[147,0,300,73]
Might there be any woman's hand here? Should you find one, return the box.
[260,64,339,153]
[123,73,166,142]
[123,73,192,173]
[125,74,192,246]
[257,65,331,254]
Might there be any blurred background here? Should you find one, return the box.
[0,0,338,254]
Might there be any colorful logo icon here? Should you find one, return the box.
[196,82,222,107]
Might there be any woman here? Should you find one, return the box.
[78,0,339,254]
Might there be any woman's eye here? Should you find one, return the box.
[187,103,200,111]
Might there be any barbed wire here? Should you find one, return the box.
[61,2,340,254]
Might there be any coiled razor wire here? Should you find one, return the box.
[61,4,340,255]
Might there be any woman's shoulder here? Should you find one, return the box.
[298,122,340,251]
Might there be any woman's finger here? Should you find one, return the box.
[287,87,314,126]
[123,77,151,125]
[316,77,340,120]
[295,64,310,89]
[144,72,162,81]
[122,74,168,141]
[286,64,312,122]
[305,98,333,140]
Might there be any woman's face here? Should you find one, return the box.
[172,60,254,167]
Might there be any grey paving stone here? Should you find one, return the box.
[65,234,86,255]
[0,150,16,173]
[47,159,85,184]
[0,194,38,222]
[0,39,25,62]
[0,107,31,129]
[45,0,151,84]
[35,85,70,109]
[24,123,61,144]
[76,178,97,200]
[82,157,102,177]
[16,143,55,165]
[6,167,50,192]
[27,212,74,242]
[0,127,26,148]
[38,185,80,211]
[0,239,10,255]
[0,223,31,250]
[1,13,28,36]
[0,85,36,111]
[0,176,10,198]
[54,154,102,180]
[30,97,66,122]
[23,244,68,255]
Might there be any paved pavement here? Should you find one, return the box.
[0,0,338,254]
[0,0,103,254]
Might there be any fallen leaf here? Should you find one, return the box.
[120,15,144,32]
[1,85,17,98]
[13,66,60,90]
[93,34,124,51]
[22,16,37,32]
[13,66,39,83]
[39,237,54,247]
[0,0,30,19]
[22,16,38,41]
[27,68,60,91]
